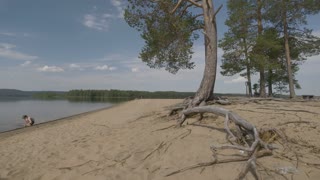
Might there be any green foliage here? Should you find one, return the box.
[253,83,259,93]
[0,89,66,99]
[221,0,320,95]
[265,0,320,96]
[267,0,320,61]
[250,28,282,71]
[125,0,202,74]
[219,0,255,76]
[32,92,66,99]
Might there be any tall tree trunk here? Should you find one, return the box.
[282,0,296,98]
[268,69,273,96]
[257,0,266,97]
[243,38,252,97]
[191,0,217,106]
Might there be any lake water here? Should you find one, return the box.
[0,98,127,133]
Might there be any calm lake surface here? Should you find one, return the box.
[0,98,127,133]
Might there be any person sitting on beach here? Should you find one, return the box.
[22,115,34,127]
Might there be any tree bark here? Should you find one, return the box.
[191,0,218,106]
[282,0,296,98]
[257,0,266,98]
[268,69,273,97]
[244,38,252,97]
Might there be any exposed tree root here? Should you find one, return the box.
[142,141,166,161]
[167,96,231,117]
[236,109,285,115]
[82,168,102,175]
[129,114,154,123]
[257,163,290,180]
[165,97,320,179]
[256,107,319,115]
[152,125,176,132]
[91,123,110,128]
[168,106,186,116]
[175,105,282,179]
[206,97,232,105]
[165,149,272,177]
[278,121,311,126]
[179,129,192,139]
[58,160,99,170]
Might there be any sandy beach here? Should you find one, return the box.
[0,98,320,180]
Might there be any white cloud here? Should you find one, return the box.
[20,60,32,67]
[0,32,16,37]
[69,63,80,68]
[110,0,124,18]
[103,13,114,18]
[22,33,31,37]
[111,0,121,7]
[94,65,116,71]
[37,65,64,72]
[83,14,110,31]
[131,67,139,72]
[82,0,124,31]
[0,43,38,61]
[69,63,84,70]
[1,43,15,49]
[109,66,117,71]
[95,65,109,70]
[224,76,247,84]
[0,32,31,37]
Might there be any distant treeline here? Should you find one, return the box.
[0,89,34,97]
[1,89,248,100]
[66,89,195,99]
[0,89,65,99]
[32,91,66,99]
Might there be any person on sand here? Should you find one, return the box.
[22,115,34,127]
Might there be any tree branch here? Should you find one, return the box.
[190,26,204,32]
[186,0,202,8]
[193,13,204,20]
[212,4,223,20]
[179,3,196,17]
[172,0,202,14]
[171,0,183,14]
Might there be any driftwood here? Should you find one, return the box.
[174,105,279,179]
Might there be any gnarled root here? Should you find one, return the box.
[178,105,279,179]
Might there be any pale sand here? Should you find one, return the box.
[0,99,320,180]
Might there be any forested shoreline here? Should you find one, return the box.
[66,89,195,99]
[0,89,247,100]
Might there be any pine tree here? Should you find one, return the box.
[265,0,320,98]
[219,0,256,96]
[125,0,222,106]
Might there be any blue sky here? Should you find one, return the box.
[0,0,319,95]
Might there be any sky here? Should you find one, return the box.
[0,0,319,95]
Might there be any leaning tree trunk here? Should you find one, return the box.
[190,0,218,107]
